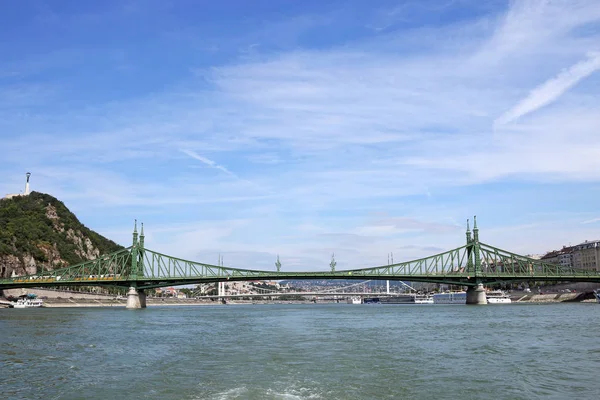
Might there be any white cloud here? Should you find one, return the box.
[180,149,236,177]
[582,218,600,224]
[2,0,600,270]
[353,216,461,237]
[495,53,600,125]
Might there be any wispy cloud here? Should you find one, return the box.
[496,52,600,125]
[2,1,600,269]
[582,218,600,224]
[180,149,236,177]
[353,216,461,237]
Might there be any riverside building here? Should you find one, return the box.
[541,241,600,271]
[572,240,600,271]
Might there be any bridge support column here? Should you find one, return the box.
[139,289,147,308]
[466,283,487,305]
[126,286,147,309]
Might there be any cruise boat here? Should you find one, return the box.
[347,296,362,304]
[379,295,415,304]
[379,294,434,304]
[414,294,434,304]
[13,298,44,308]
[362,297,380,304]
[486,290,512,304]
[433,291,467,304]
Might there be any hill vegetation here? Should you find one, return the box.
[0,192,123,276]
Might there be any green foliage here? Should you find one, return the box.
[0,192,124,270]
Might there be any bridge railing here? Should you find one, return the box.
[347,245,471,278]
[0,246,134,287]
[137,245,474,282]
[476,243,600,278]
[4,239,600,290]
[140,248,282,281]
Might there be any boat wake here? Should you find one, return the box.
[205,385,324,400]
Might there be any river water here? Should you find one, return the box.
[1,303,600,400]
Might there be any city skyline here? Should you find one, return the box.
[1,1,599,270]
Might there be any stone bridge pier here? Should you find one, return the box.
[126,286,147,309]
[466,283,487,305]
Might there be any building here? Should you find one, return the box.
[540,246,573,268]
[572,240,600,271]
[154,287,179,297]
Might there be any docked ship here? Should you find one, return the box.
[12,298,44,308]
[414,294,434,304]
[362,297,380,304]
[432,291,467,304]
[10,293,44,308]
[486,290,512,304]
[379,294,433,304]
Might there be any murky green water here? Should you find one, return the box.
[2,303,600,399]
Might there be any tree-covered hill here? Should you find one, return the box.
[0,192,123,277]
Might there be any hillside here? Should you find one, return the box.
[0,192,123,278]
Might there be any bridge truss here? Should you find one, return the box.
[2,219,600,291]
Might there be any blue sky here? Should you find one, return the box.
[1,0,600,271]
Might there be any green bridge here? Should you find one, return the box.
[2,217,600,307]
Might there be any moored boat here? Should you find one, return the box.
[593,290,600,304]
[414,294,434,304]
[486,290,512,304]
[347,296,362,304]
[362,297,380,304]
[433,291,467,304]
[12,298,44,308]
[379,295,416,304]
[379,294,434,304]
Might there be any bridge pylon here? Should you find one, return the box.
[126,220,147,309]
[465,216,487,305]
[126,285,147,309]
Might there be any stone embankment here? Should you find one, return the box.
[509,291,596,303]
[2,288,598,308]
[42,297,220,307]
[0,287,224,308]
[3,287,117,300]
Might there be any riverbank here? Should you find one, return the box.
[509,291,594,303]
[2,294,597,308]
[2,288,598,308]
[17,297,314,308]
[42,298,222,307]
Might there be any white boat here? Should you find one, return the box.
[433,291,466,304]
[13,298,44,308]
[379,295,416,304]
[486,290,512,304]
[414,294,434,304]
[347,296,362,304]
[593,290,600,304]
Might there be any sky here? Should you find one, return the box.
[1,0,600,271]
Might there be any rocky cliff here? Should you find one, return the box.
[0,192,123,278]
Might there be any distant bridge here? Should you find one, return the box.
[202,292,387,299]
[2,217,600,307]
[205,280,399,299]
